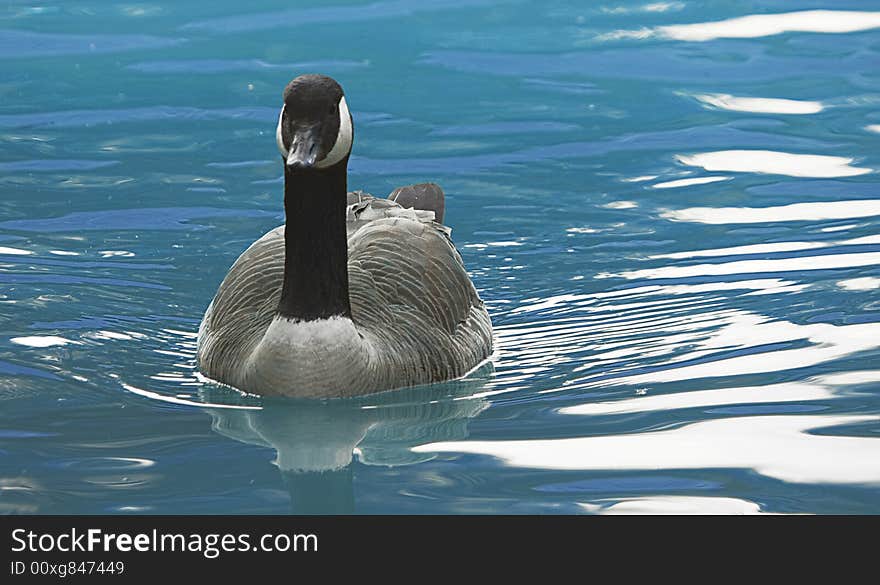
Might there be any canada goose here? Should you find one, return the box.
[196,74,493,398]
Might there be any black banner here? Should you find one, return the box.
[0,515,869,579]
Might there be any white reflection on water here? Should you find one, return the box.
[651,176,730,189]
[658,10,880,42]
[91,330,136,341]
[414,414,880,484]
[663,199,880,224]
[609,252,880,279]
[601,200,638,209]
[600,2,684,15]
[838,277,880,291]
[0,246,32,256]
[846,234,880,245]
[10,335,80,348]
[693,93,823,115]
[677,150,871,178]
[818,370,880,386]
[580,496,765,515]
[821,224,860,233]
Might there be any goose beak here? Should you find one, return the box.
[286,127,320,170]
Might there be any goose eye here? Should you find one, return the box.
[328,102,336,115]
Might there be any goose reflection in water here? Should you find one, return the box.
[201,364,492,513]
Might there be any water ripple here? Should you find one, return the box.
[181,0,511,33]
[127,59,369,74]
[415,414,880,485]
[0,207,276,233]
[0,29,182,58]
[663,200,880,224]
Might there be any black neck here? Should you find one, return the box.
[277,159,351,321]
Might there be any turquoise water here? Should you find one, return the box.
[2,1,880,514]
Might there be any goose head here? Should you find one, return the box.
[276,74,353,173]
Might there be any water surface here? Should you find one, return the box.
[2,1,879,514]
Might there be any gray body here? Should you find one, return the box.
[197,193,493,398]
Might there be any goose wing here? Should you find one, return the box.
[197,226,285,381]
[347,202,492,383]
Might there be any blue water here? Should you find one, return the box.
[2,1,879,514]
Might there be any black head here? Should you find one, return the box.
[276,74,353,172]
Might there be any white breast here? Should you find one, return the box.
[241,315,376,397]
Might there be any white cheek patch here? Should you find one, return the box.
[276,105,288,157]
[315,96,352,169]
